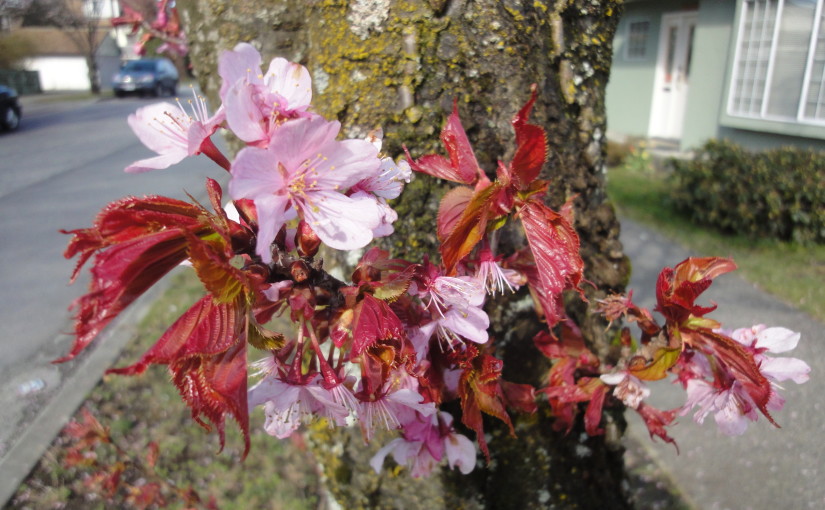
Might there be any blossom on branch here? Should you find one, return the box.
[229,115,389,262]
[125,92,227,173]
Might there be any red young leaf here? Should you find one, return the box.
[501,381,538,415]
[58,230,194,362]
[59,194,219,362]
[635,402,678,449]
[351,295,416,397]
[351,294,406,357]
[656,257,737,325]
[187,230,249,304]
[458,353,514,461]
[440,181,504,274]
[510,85,547,188]
[438,186,474,242]
[584,381,608,435]
[108,296,250,457]
[405,102,482,185]
[519,199,585,326]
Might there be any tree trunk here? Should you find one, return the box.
[179,1,631,507]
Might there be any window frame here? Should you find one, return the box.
[726,0,825,128]
[624,18,652,61]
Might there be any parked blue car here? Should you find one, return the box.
[112,58,179,98]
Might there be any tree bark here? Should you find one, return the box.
[179,1,631,507]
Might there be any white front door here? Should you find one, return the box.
[648,12,698,139]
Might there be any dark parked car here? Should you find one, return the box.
[0,85,21,132]
[112,58,179,98]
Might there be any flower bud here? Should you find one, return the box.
[290,260,311,283]
[296,221,321,258]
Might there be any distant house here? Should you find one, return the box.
[606,0,825,152]
[17,26,120,91]
[5,0,128,92]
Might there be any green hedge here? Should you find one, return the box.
[670,139,825,244]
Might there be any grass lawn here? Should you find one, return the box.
[606,162,825,322]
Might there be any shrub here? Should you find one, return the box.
[670,139,825,244]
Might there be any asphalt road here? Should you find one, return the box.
[0,92,228,501]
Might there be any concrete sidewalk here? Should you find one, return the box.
[619,218,825,510]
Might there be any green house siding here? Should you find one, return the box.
[680,1,737,151]
[608,0,825,152]
[606,1,668,138]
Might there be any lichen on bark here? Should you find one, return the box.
[178,0,632,507]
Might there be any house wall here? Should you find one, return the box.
[680,0,737,151]
[24,57,89,91]
[610,0,825,153]
[605,1,669,139]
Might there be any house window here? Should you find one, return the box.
[626,20,651,60]
[729,0,825,125]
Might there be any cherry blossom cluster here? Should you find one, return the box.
[58,42,809,480]
[113,0,188,57]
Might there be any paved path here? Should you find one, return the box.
[620,218,825,510]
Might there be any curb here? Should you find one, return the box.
[0,271,182,508]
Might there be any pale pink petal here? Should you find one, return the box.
[263,280,293,302]
[251,194,293,263]
[409,322,437,363]
[760,356,811,384]
[313,138,381,189]
[304,382,351,426]
[218,42,263,99]
[262,398,302,439]
[247,375,283,408]
[124,152,187,174]
[599,372,627,386]
[445,433,476,474]
[354,158,411,199]
[263,57,313,112]
[225,80,268,144]
[299,191,381,250]
[229,146,286,200]
[265,115,341,167]
[767,390,786,413]
[713,391,751,436]
[756,327,801,354]
[405,445,439,478]
[186,121,211,155]
[388,389,438,417]
[681,379,716,423]
[370,438,405,473]
[440,306,489,344]
[127,102,188,154]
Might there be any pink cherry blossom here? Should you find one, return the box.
[229,115,387,262]
[727,325,810,384]
[600,371,650,409]
[369,411,476,477]
[218,42,313,145]
[125,92,225,173]
[475,248,521,296]
[680,324,809,435]
[351,130,412,200]
[681,379,757,436]
[358,388,437,441]
[420,275,489,347]
[247,374,351,439]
